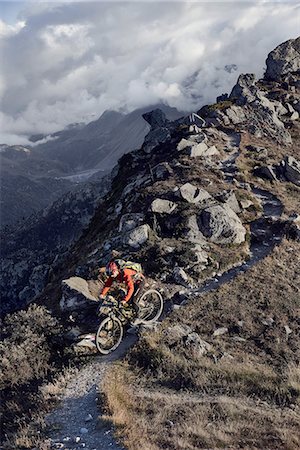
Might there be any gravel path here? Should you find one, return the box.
[45,335,137,450]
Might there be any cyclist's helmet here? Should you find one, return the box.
[106,261,119,278]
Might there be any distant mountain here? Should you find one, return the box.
[31,104,183,172]
[0,104,183,227]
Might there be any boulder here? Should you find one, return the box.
[142,109,168,128]
[152,162,173,180]
[151,198,177,214]
[213,327,228,337]
[215,190,241,214]
[229,73,257,105]
[225,105,246,124]
[177,138,194,151]
[123,224,150,249]
[184,333,212,357]
[202,145,220,157]
[164,324,193,345]
[177,183,212,204]
[173,266,191,287]
[198,204,246,244]
[185,215,208,244]
[254,165,278,182]
[119,213,145,233]
[60,277,98,312]
[190,142,208,157]
[265,37,300,81]
[283,156,300,186]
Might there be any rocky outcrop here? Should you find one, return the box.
[150,199,177,214]
[282,156,300,186]
[265,37,300,81]
[176,183,212,204]
[230,74,257,105]
[60,277,98,312]
[198,205,246,244]
[123,224,150,249]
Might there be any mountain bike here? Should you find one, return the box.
[95,289,163,354]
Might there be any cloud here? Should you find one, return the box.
[0,1,299,144]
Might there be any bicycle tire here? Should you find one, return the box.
[136,289,163,323]
[95,317,124,354]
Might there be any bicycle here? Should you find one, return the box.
[95,289,163,354]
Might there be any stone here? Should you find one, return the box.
[225,105,246,124]
[184,333,212,356]
[240,199,254,210]
[283,156,300,186]
[177,138,194,151]
[118,213,145,233]
[173,267,190,286]
[254,165,278,182]
[213,327,228,337]
[261,317,274,326]
[284,325,292,336]
[198,204,246,244]
[164,324,193,345]
[151,199,177,214]
[85,414,93,422]
[142,109,167,128]
[290,111,299,121]
[123,224,150,249]
[152,162,173,180]
[265,37,300,81]
[178,183,212,204]
[215,190,241,214]
[229,73,257,105]
[185,215,207,244]
[80,428,88,434]
[60,277,98,312]
[203,145,220,157]
[190,141,208,157]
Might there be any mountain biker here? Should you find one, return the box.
[99,260,145,307]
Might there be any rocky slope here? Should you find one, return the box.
[1,37,300,450]
[0,105,182,227]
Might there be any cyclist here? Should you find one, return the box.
[99,260,145,307]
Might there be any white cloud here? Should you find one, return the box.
[0,1,299,144]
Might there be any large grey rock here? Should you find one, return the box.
[164,324,193,345]
[254,165,278,182]
[60,277,98,311]
[215,190,241,214]
[190,142,208,157]
[225,105,246,124]
[142,109,168,128]
[283,156,300,186]
[230,73,257,105]
[123,224,150,248]
[185,215,207,244]
[119,213,145,233]
[184,333,212,357]
[151,198,177,214]
[265,37,300,81]
[198,204,246,244]
[173,266,191,286]
[178,183,212,204]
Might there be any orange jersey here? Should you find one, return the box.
[100,268,137,302]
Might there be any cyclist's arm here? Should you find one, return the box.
[123,272,135,302]
[100,277,113,297]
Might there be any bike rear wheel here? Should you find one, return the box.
[136,289,163,323]
[95,317,124,354]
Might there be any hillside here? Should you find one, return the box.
[1,37,299,449]
[0,105,182,227]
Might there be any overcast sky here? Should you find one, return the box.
[0,1,299,145]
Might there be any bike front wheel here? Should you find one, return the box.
[95,317,124,354]
[136,289,163,323]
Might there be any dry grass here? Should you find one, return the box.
[237,126,300,216]
[101,239,300,449]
